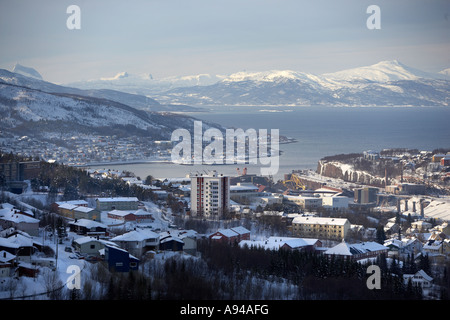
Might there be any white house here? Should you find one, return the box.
[0,207,40,236]
[110,228,160,257]
[403,269,433,288]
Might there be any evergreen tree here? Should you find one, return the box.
[376,225,386,244]
[419,254,431,274]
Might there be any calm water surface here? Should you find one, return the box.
[89,106,450,180]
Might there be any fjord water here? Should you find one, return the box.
[91,106,450,180]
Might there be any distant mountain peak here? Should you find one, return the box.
[439,68,450,76]
[100,71,129,81]
[321,60,444,82]
[12,63,43,80]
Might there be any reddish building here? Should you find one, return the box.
[441,156,450,167]
[210,226,250,244]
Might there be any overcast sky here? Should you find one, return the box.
[0,0,449,83]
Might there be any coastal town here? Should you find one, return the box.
[0,147,450,300]
[0,133,173,166]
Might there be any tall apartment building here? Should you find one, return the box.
[190,171,230,218]
[354,187,379,204]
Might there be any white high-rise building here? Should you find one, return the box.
[190,171,230,217]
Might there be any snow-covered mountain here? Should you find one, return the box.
[11,63,43,80]
[0,69,217,143]
[66,71,226,95]
[322,60,447,83]
[6,60,449,108]
[0,68,200,113]
[439,68,450,77]
[152,60,450,106]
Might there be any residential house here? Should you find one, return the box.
[403,269,433,288]
[104,245,139,272]
[384,221,400,235]
[323,241,388,261]
[423,232,450,262]
[411,220,433,232]
[159,233,185,251]
[0,250,15,277]
[384,237,423,257]
[72,236,114,257]
[0,206,40,236]
[0,233,42,262]
[110,228,160,257]
[68,219,108,236]
[431,222,450,237]
[159,230,198,254]
[0,211,40,237]
[133,209,154,224]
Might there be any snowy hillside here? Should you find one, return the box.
[0,68,200,113]
[0,70,220,143]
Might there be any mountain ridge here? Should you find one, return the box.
[152,60,450,106]
[59,60,449,107]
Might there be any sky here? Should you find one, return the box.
[0,0,449,84]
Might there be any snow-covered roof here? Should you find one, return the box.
[217,229,239,237]
[57,203,78,210]
[160,235,184,244]
[230,226,251,235]
[74,206,97,213]
[108,210,134,217]
[56,200,88,206]
[111,228,159,242]
[0,211,39,224]
[239,236,319,251]
[69,219,107,229]
[403,269,433,282]
[96,197,139,202]
[0,233,41,248]
[230,185,259,191]
[73,236,116,247]
[324,241,387,256]
[292,216,349,226]
[133,209,153,216]
[0,250,15,263]
[422,199,450,221]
